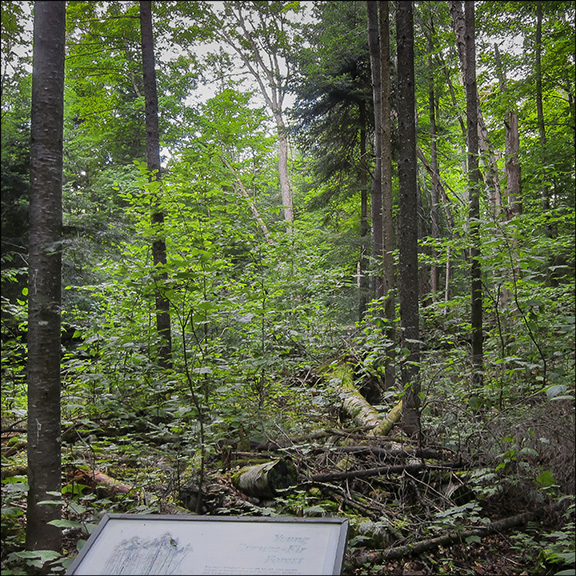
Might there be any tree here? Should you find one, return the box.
[494,42,522,219]
[26,0,65,552]
[367,0,395,392]
[379,0,396,391]
[396,0,420,437]
[464,0,483,388]
[209,1,300,226]
[367,1,384,299]
[140,0,172,368]
[289,1,374,316]
[449,0,502,214]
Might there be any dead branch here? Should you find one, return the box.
[318,446,454,460]
[351,511,537,566]
[310,462,463,483]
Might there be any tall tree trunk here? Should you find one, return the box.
[379,0,396,391]
[449,0,503,215]
[26,0,65,552]
[427,17,441,300]
[464,1,483,388]
[494,43,522,218]
[359,100,369,319]
[276,116,294,225]
[140,0,172,369]
[396,0,421,437]
[367,0,384,298]
[219,4,294,227]
[535,1,552,237]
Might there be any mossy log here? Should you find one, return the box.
[1,464,28,480]
[232,458,297,499]
[329,365,402,436]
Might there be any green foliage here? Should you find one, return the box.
[512,496,575,575]
[0,2,574,573]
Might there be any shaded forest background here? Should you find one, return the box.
[1,1,575,574]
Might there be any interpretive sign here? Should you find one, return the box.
[66,514,348,575]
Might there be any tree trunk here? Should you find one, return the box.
[449,0,503,214]
[504,111,522,217]
[26,0,66,552]
[232,459,297,499]
[427,17,441,300]
[396,1,421,437]
[494,43,522,218]
[535,1,552,238]
[379,0,396,391]
[140,0,172,369]
[464,1,483,388]
[276,116,294,225]
[220,4,294,227]
[359,100,369,319]
[367,1,384,298]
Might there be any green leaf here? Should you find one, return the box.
[9,550,62,568]
[546,384,567,400]
[48,519,84,529]
[536,470,555,488]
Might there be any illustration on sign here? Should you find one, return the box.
[103,532,192,575]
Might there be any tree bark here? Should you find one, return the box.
[26,0,66,552]
[494,43,522,218]
[367,1,384,298]
[464,1,483,387]
[449,0,503,214]
[379,0,396,391]
[427,17,441,300]
[359,100,369,319]
[140,0,172,369]
[396,1,421,437]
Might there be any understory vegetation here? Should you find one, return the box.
[2,230,574,573]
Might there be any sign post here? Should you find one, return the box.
[66,514,349,575]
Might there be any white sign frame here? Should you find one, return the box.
[66,514,348,575]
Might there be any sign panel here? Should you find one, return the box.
[66,514,348,576]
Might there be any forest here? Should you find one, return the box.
[1,1,574,574]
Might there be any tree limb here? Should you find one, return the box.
[310,462,463,483]
[351,511,537,566]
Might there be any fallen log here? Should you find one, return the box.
[321,446,452,460]
[232,458,297,500]
[311,462,463,483]
[2,440,27,458]
[328,365,402,436]
[67,468,132,497]
[1,464,28,480]
[350,511,537,566]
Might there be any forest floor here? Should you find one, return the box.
[1,369,574,575]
